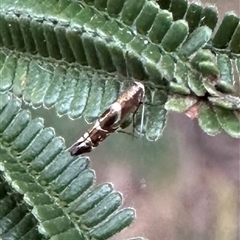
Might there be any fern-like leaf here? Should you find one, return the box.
[0,93,137,239]
[0,0,239,139]
[0,0,239,239]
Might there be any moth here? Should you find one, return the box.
[69,81,145,156]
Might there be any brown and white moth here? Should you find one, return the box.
[69,81,145,156]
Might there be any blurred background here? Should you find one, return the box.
[31,0,239,239]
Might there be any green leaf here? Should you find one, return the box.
[212,12,239,48]
[198,103,222,136]
[0,93,137,239]
[161,20,189,52]
[214,107,240,138]
[216,54,234,93]
[200,5,218,31]
[0,1,240,238]
[165,95,198,112]
[179,26,212,57]
[148,9,173,44]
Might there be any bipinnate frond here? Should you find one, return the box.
[0,0,239,139]
[0,0,239,239]
[0,93,138,239]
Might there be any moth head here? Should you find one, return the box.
[69,136,93,156]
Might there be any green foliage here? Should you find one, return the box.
[0,0,239,239]
[0,93,137,239]
[0,0,239,139]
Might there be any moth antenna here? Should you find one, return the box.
[140,102,145,134]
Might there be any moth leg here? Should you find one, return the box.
[116,129,138,138]
[132,101,145,137]
[118,116,137,139]
[140,103,145,133]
